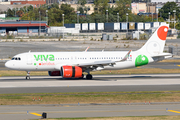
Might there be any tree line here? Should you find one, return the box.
[4,0,180,29]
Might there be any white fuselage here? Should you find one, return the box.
[5,51,154,72]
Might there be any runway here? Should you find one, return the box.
[0,74,180,93]
[0,104,180,120]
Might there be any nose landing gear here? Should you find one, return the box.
[26,71,30,79]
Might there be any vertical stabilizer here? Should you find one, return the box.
[138,24,169,56]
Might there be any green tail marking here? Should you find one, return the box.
[135,55,149,67]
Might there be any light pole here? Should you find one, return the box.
[126,13,128,33]
[46,10,48,25]
[160,12,162,18]
[15,8,16,17]
[117,12,119,23]
[117,12,119,33]
[62,14,64,26]
[106,10,108,23]
[173,10,176,29]
[152,12,153,22]
[169,12,170,24]
[62,14,64,40]
[77,11,80,23]
[156,8,158,22]
[39,11,41,36]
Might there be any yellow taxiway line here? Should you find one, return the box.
[30,112,42,116]
[168,110,180,114]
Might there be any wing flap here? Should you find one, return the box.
[75,60,115,67]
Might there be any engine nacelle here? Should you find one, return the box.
[61,66,82,78]
[48,71,61,76]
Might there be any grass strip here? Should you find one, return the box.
[0,91,180,105]
[1,68,180,76]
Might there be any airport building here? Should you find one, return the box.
[0,20,48,35]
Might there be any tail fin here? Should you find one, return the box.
[138,24,169,55]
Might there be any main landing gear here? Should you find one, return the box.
[26,71,30,79]
[79,74,92,79]
[86,74,93,79]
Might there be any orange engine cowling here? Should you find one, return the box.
[61,66,82,78]
[48,71,61,76]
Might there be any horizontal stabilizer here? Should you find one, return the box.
[151,53,172,57]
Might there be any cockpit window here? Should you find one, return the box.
[11,57,21,60]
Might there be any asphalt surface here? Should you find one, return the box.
[0,74,180,120]
[0,104,180,120]
[0,74,180,93]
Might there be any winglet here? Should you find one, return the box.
[120,50,132,62]
[84,47,90,52]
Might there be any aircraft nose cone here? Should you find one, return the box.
[5,61,11,68]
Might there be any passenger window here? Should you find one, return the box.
[15,58,17,60]
[18,58,21,60]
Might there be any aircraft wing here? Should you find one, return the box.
[73,50,132,69]
[54,50,132,71]
[75,60,115,68]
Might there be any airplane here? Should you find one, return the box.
[5,24,172,80]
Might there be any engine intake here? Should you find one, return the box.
[61,66,82,78]
[48,71,61,76]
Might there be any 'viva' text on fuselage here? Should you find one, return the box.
[34,54,54,61]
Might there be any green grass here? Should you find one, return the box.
[0,91,180,105]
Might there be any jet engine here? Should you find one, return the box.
[48,71,61,76]
[61,66,82,78]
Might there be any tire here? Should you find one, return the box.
[86,74,92,79]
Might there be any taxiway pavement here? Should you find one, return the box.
[0,104,180,120]
[0,74,180,93]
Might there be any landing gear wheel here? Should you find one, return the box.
[26,76,30,80]
[26,71,30,80]
[86,74,92,79]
